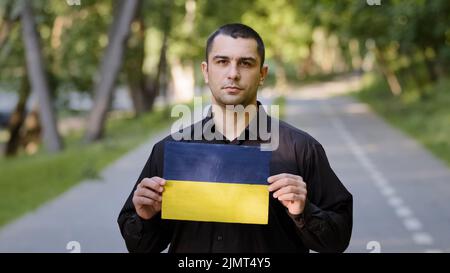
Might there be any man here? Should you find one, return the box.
[118,23,353,253]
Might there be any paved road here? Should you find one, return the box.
[1,77,449,253]
[0,129,170,253]
[284,77,450,252]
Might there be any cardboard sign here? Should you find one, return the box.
[162,141,271,224]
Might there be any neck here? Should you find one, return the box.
[212,100,258,141]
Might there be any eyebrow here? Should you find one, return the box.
[239,57,257,63]
[212,55,257,63]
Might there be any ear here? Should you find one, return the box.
[259,64,269,86]
[201,61,209,84]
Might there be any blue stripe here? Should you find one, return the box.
[163,141,271,185]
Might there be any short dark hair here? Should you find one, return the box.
[205,23,265,68]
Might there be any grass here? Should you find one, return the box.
[354,73,450,167]
[0,106,173,227]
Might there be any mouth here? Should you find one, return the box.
[222,86,243,94]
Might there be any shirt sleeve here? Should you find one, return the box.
[290,139,353,253]
[117,143,173,253]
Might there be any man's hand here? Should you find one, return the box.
[132,176,166,220]
[268,173,307,215]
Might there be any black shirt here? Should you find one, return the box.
[117,102,353,253]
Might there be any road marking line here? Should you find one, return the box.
[379,185,396,197]
[387,196,403,207]
[412,232,434,245]
[319,100,435,250]
[395,206,413,218]
[403,217,422,231]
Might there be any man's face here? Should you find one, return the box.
[201,35,268,107]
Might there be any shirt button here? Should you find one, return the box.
[217,235,223,241]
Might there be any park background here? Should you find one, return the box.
[0,0,449,252]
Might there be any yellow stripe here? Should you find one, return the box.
[162,180,269,225]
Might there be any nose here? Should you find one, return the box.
[226,63,240,81]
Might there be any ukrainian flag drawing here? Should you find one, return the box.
[162,141,271,224]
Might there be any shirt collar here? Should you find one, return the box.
[201,100,271,142]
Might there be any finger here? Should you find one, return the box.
[140,177,165,192]
[133,195,158,206]
[277,193,306,202]
[141,177,166,187]
[272,181,307,195]
[267,173,302,183]
[272,185,306,198]
[267,173,289,183]
[135,187,162,202]
[152,176,166,186]
[268,177,300,192]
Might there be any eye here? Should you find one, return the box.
[240,61,252,67]
[216,59,228,65]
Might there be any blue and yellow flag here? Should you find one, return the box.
[162,141,271,224]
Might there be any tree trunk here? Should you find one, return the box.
[424,58,438,83]
[5,75,30,156]
[85,0,140,142]
[21,0,62,152]
[127,78,147,116]
[0,0,17,51]
[125,11,150,116]
[22,103,41,155]
[153,29,169,107]
[155,0,172,108]
[126,2,169,115]
[374,45,402,96]
[298,41,314,79]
